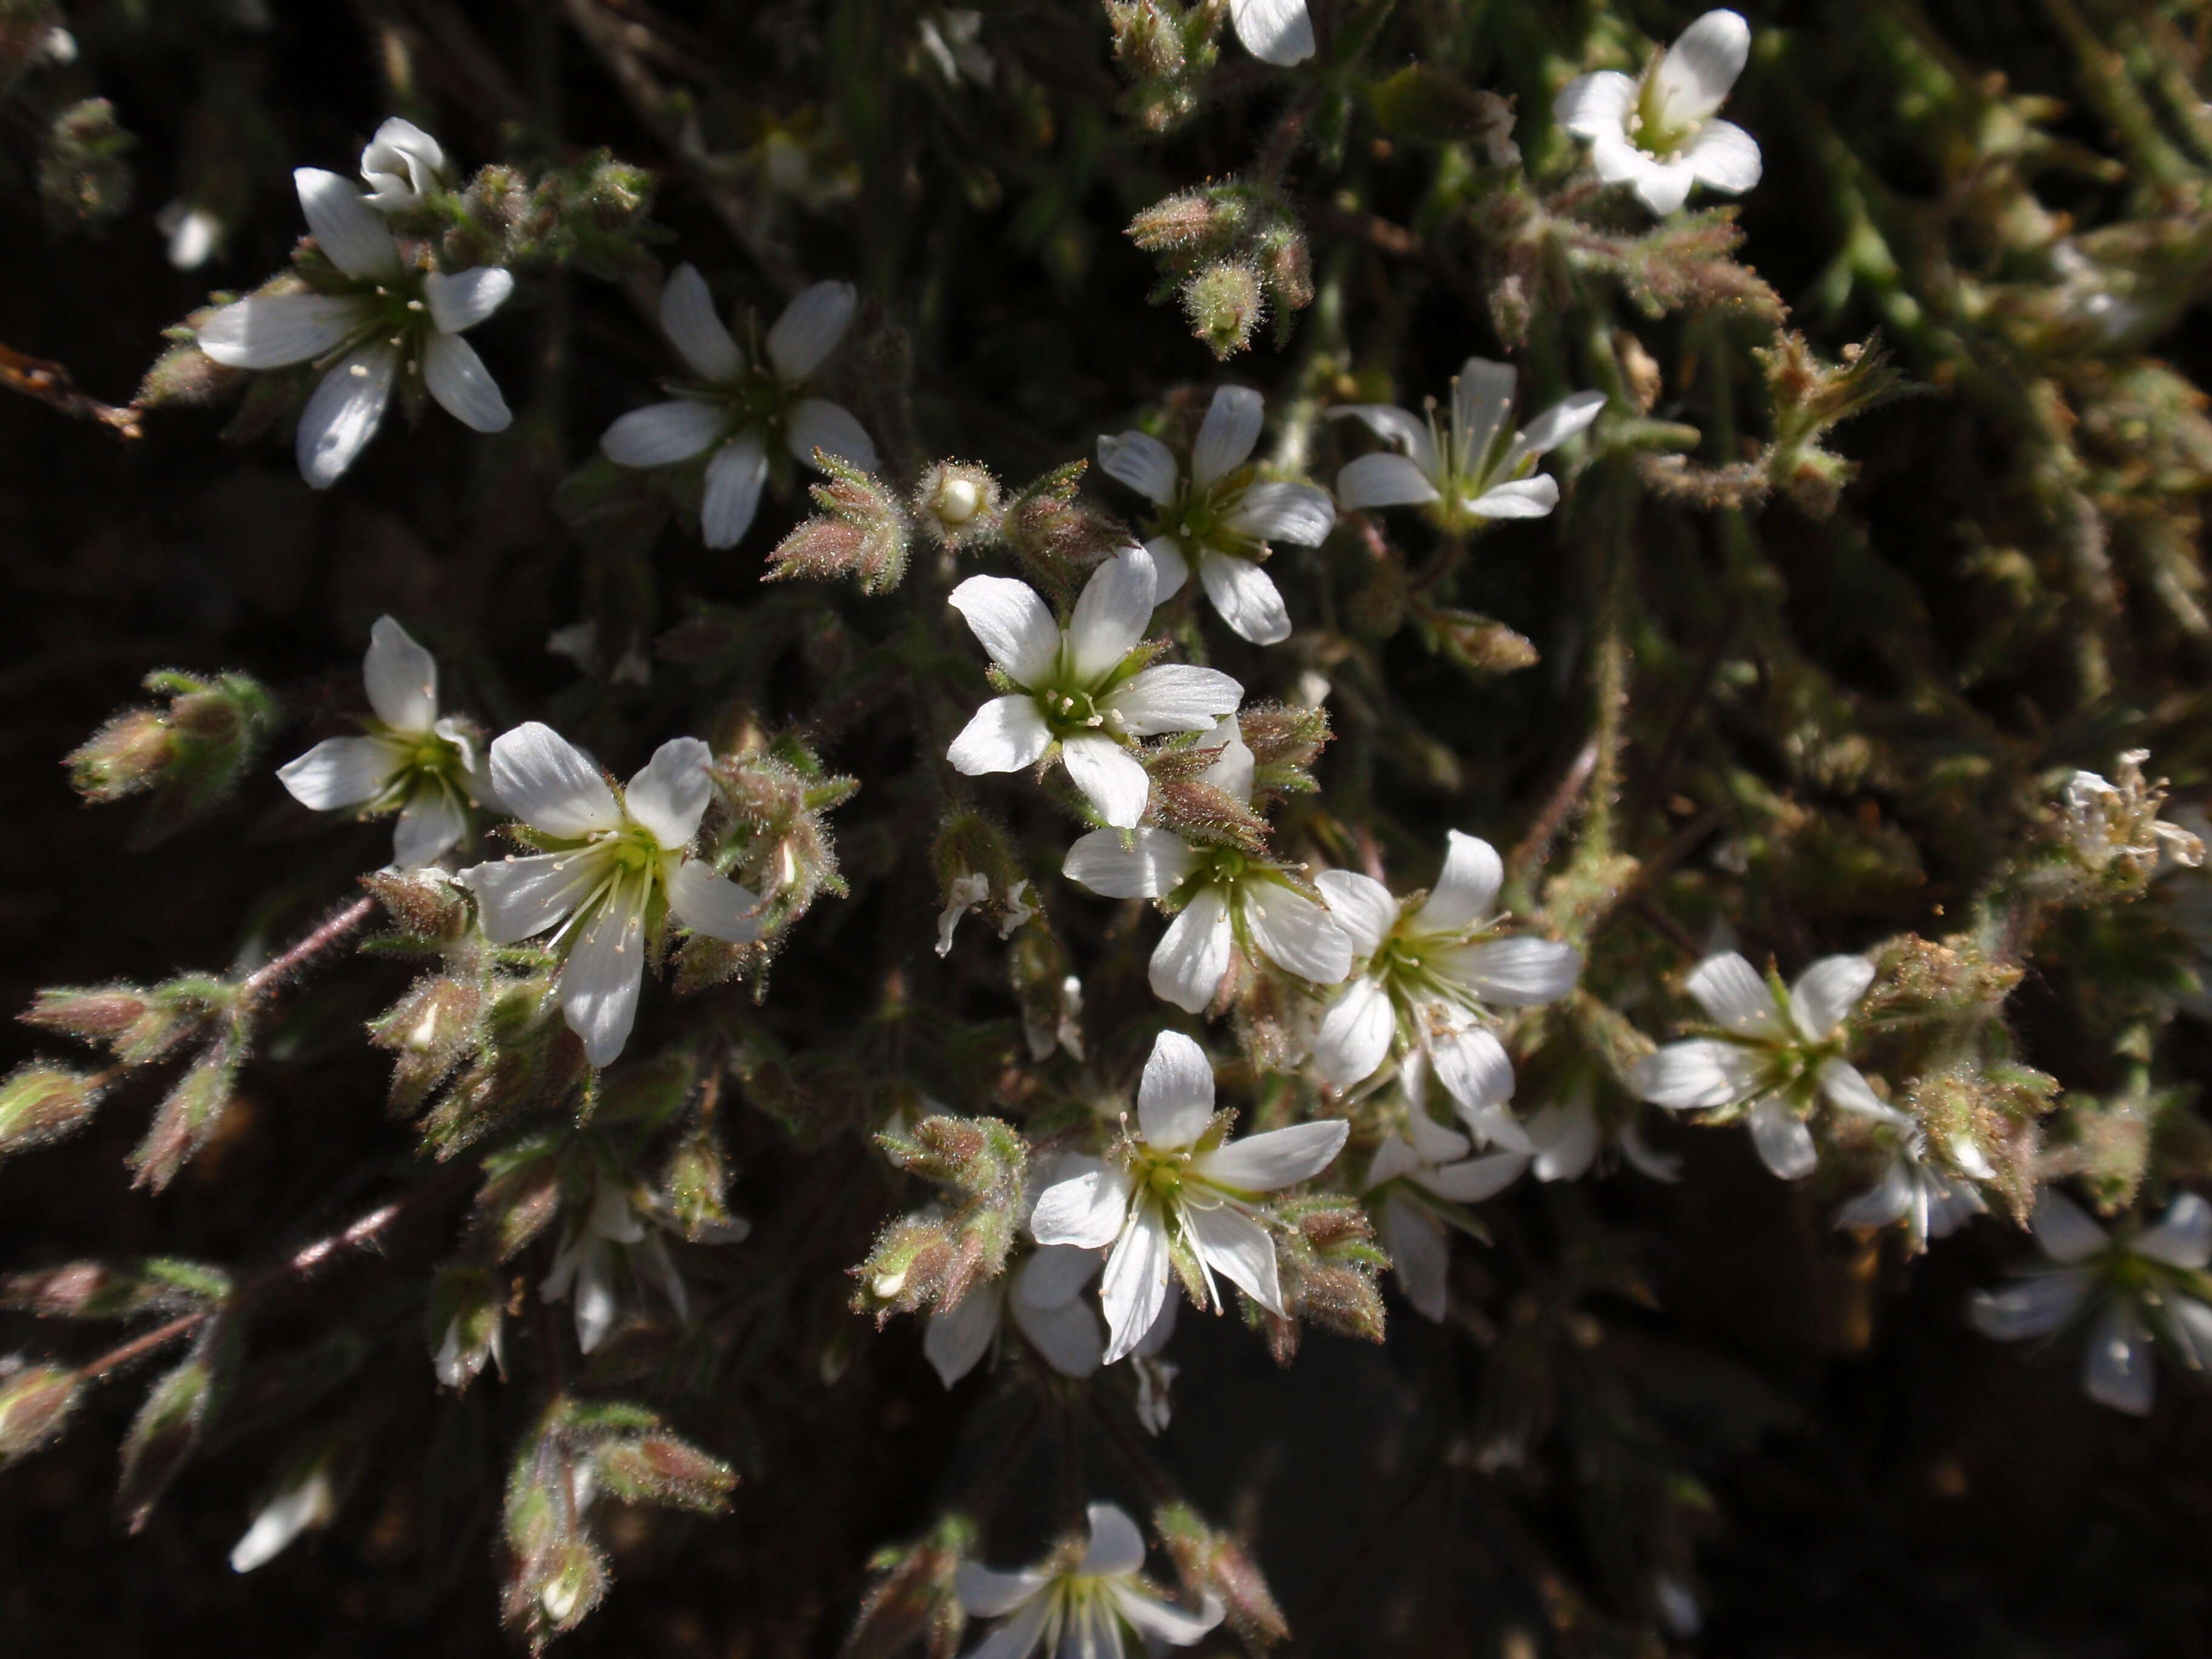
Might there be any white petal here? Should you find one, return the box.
[923,1283,1000,1387]
[1102,665,1242,737]
[1185,1200,1282,1314]
[278,735,395,811]
[1440,936,1580,1007]
[1010,1287,1102,1378]
[1684,118,1761,193]
[295,346,397,489]
[1097,431,1179,504]
[1313,871,1397,957]
[2167,1297,2212,1370]
[623,735,714,846]
[1101,1205,1173,1364]
[601,399,726,466]
[1417,1150,1531,1203]
[1685,953,1789,1037]
[1459,1101,1534,1154]
[1138,1029,1216,1148]
[1834,1159,1913,1231]
[560,894,648,1066]
[196,292,372,369]
[360,118,446,200]
[1194,712,1255,800]
[363,615,438,730]
[1108,1581,1224,1646]
[1081,1503,1147,1577]
[572,1242,618,1352]
[1314,975,1395,1088]
[1384,1193,1449,1320]
[786,397,876,471]
[1789,955,1874,1041]
[2032,1188,2111,1265]
[1620,1117,1684,1182]
[948,695,1053,774]
[1467,477,1560,519]
[1013,1244,1102,1312]
[1062,827,1196,899]
[1406,1108,1473,1166]
[1030,1159,1133,1250]
[1191,385,1264,486]
[488,722,621,837]
[658,264,742,381]
[1530,1099,1600,1181]
[421,331,511,434]
[1061,733,1152,829]
[1451,358,1519,475]
[948,574,1061,688]
[968,1594,1050,1659]
[1652,9,1751,130]
[1228,0,1314,65]
[2083,1301,2155,1415]
[1225,480,1334,545]
[666,859,763,942]
[1507,390,1608,461]
[457,849,602,943]
[423,266,514,335]
[1335,451,1441,511]
[228,1471,332,1573]
[1330,403,1439,474]
[1242,880,1353,984]
[1193,1119,1348,1191]
[701,433,768,549]
[294,167,401,281]
[1145,534,1190,600]
[957,1563,1051,1619]
[1198,551,1292,646]
[1430,1022,1514,1111]
[1969,1269,2094,1340]
[1631,157,1699,216]
[1067,545,1159,684]
[1629,1037,1761,1108]
[1746,1098,1817,1180]
[393,789,466,868]
[1817,1059,1900,1122]
[765,279,856,380]
[1150,885,1233,1013]
[2137,1193,2212,1270]
[1553,70,1637,138]
[1415,831,1503,933]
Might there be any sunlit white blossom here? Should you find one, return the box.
[1553,9,1762,215]
[1332,358,1604,531]
[1970,1187,2212,1415]
[600,264,876,548]
[946,545,1242,829]
[277,615,492,867]
[1061,716,1353,1011]
[195,167,514,487]
[1227,0,1313,65]
[539,1175,729,1354]
[359,117,448,212]
[155,199,225,269]
[229,1463,337,1573]
[2060,749,2205,876]
[1629,951,1901,1180]
[954,1502,1224,1659]
[1834,1128,1988,1254]
[1030,1030,1349,1362]
[925,1244,1107,1387]
[455,723,765,1065]
[1097,386,1335,646]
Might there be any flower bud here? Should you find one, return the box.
[66,671,274,846]
[999,461,1131,597]
[845,1515,975,1659]
[118,1347,218,1532]
[0,1062,104,1159]
[67,709,172,802]
[1182,260,1265,360]
[1127,183,1222,252]
[370,976,485,1116]
[913,460,1004,551]
[591,1430,737,1512]
[428,1264,507,1389]
[361,867,475,943]
[1415,604,1541,678]
[0,1361,81,1466]
[1155,1503,1289,1650]
[767,454,911,595]
[229,1461,338,1572]
[39,96,135,235]
[129,1039,240,1193]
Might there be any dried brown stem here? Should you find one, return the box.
[0,341,141,440]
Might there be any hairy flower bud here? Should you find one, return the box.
[0,1062,104,1160]
[130,1038,241,1193]
[1182,260,1265,360]
[0,1361,81,1466]
[846,1515,975,1659]
[591,1431,737,1512]
[362,867,475,943]
[1415,604,1541,678]
[767,455,911,595]
[999,460,1130,597]
[1155,1503,1289,1650]
[913,460,1003,551]
[118,1344,220,1532]
[66,671,274,846]
[370,976,485,1116]
[428,1263,508,1389]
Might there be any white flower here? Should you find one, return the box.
[277,615,492,867]
[195,168,514,487]
[1833,1129,1987,1254]
[1628,951,1900,1181]
[538,1176,718,1353]
[1332,358,1605,531]
[945,545,1242,829]
[954,1502,1224,1659]
[359,117,449,211]
[924,1245,1111,1387]
[1062,716,1353,1011]
[229,1463,337,1573]
[454,722,765,1065]
[2061,749,2205,875]
[1970,1188,2212,1416]
[1096,386,1335,646]
[600,264,876,548]
[1312,831,1580,1128]
[1029,1030,1349,1362]
[155,199,224,270]
[1227,0,1313,66]
[1553,9,1763,215]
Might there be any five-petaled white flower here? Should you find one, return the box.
[1553,8,1763,216]
[277,614,492,867]
[359,117,448,212]
[1228,0,1313,66]
[1332,358,1605,531]
[1971,1187,2212,1416]
[1096,386,1335,646]
[946,545,1242,829]
[925,1244,1110,1387]
[600,264,877,549]
[1062,716,1353,1011]
[1363,1105,1523,1322]
[955,1501,1223,1659]
[455,723,765,1065]
[539,1175,713,1354]
[1313,831,1580,1136]
[1030,1030,1349,1362]
[1629,951,1902,1180]
[1834,1127,1988,1255]
[195,167,514,488]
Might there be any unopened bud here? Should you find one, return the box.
[66,671,273,845]
[362,866,474,942]
[1417,605,1540,678]
[370,976,484,1115]
[129,1040,240,1193]
[429,1264,506,1389]
[767,454,910,595]
[66,709,172,803]
[1156,1502,1290,1650]
[913,460,1003,551]
[592,1432,737,1512]
[0,1062,104,1159]
[118,1349,216,1532]
[0,1362,81,1465]
[1182,261,1265,360]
